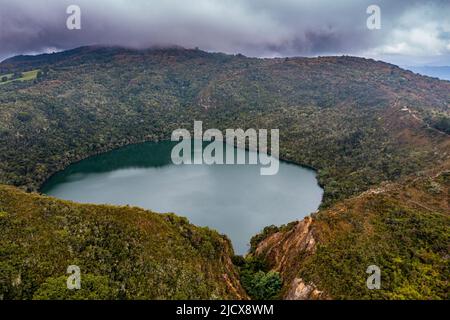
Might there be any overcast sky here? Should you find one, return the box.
[0,0,449,66]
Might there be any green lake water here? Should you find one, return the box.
[42,141,323,254]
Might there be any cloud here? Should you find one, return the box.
[0,0,449,65]
[365,2,450,59]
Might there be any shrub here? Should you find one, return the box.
[432,116,450,134]
[33,274,119,300]
[242,271,282,300]
[239,256,282,299]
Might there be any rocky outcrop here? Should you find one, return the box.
[255,217,316,273]
[285,277,324,300]
[253,216,323,299]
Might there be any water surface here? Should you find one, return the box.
[42,141,323,254]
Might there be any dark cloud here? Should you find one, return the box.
[0,0,449,65]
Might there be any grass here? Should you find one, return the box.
[0,70,39,85]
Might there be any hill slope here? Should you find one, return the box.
[252,163,449,300]
[0,185,246,300]
[0,47,449,206]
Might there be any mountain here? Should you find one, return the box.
[0,46,448,299]
[405,66,450,81]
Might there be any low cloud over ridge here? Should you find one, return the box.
[0,0,449,65]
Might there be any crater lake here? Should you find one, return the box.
[41,141,323,254]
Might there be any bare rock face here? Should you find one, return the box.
[255,217,316,276]
[285,278,324,300]
[253,216,324,299]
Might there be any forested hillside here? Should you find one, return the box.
[0,46,448,299]
[0,184,246,300]
[251,161,449,300]
[1,47,449,206]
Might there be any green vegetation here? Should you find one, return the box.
[33,275,118,300]
[0,69,40,85]
[432,116,450,134]
[0,185,245,300]
[301,200,449,299]
[20,70,40,81]
[236,256,282,300]
[249,222,297,254]
[244,271,282,300]
[0,47,448,299]
[0,47,448,208]
[253,170,449,299]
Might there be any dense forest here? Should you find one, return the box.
[0,46,448,299]
[0,184,246,299]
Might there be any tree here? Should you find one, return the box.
[433,116,450,134]
[12,71,22,79]
[33,274,118,300]
[239,256,282,299]
[42,66,50,76]
[243,271,282,300]
[1,76,7,82]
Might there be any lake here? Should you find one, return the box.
[41,141,323,254]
